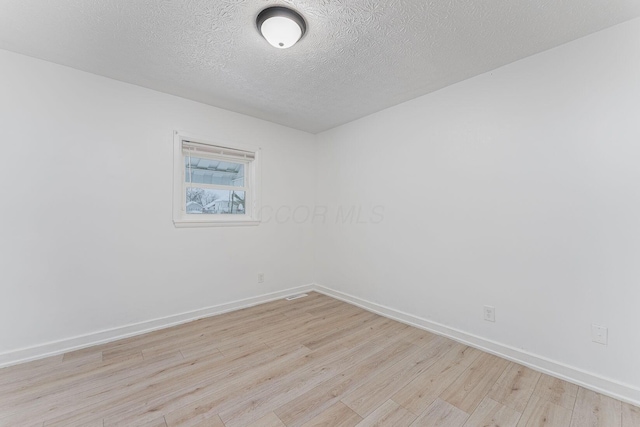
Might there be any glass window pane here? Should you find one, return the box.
[185,156,244,187]
[186,188,246,215]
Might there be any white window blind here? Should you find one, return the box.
[182,140,256,160]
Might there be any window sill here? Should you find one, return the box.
[173,218,260,228]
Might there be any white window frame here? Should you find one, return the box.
[173,131,261,227]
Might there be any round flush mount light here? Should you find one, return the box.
[257,6,307,49]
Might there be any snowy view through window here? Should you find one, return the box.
[185,156,246,215]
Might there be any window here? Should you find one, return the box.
[173,131,261,227]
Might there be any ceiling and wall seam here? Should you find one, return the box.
[0,0,638,133]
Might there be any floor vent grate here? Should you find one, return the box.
[285,293,308,301]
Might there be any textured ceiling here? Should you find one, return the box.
[1,1,639,133]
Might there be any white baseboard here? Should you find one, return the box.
[3,282,638,407]
[313,284,640,407]
[0,284,314,369]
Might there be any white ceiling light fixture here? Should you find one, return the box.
[257,6,307,49]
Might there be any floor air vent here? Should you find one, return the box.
[285,293,308,301]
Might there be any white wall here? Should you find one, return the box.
[315,17,640,398]
[0,49,316,359]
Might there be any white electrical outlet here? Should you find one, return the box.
[257,273,264,283]
[591,324,608,345]
[484,306,495,322]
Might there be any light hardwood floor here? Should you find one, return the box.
[0,292,637,427]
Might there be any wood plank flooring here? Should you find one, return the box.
[0,292,637,426]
